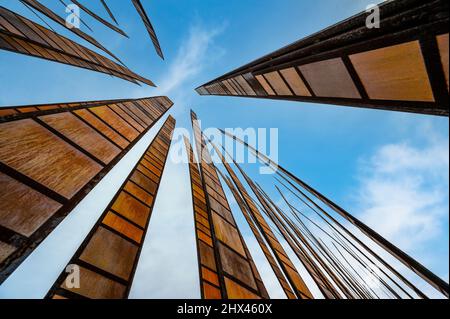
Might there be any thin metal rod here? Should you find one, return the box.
[100,0,118,25]
[277,177,413,299]
[69,0,128,37]
[276,186,371,299]
[219,129,436,298]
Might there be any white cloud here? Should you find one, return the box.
[355,126,449,251]
[156,24,226,96]
[131,21,226,126]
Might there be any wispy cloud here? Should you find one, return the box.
[157,23,226,97]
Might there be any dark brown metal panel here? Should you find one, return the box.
[45,116,176,299]
[0,97,173,284]
[0,6,153,86]
[131,0,164,60]
[196,0,449,116]
[190,111,267,299]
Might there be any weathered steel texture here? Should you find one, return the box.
[196,0,449,116]
[0,96,173,284]
[131,0,164,60]
[45,116,176,299]
[219,130,449,298]
[46,116,175,299]
[184,136,224,299]
[190,111,267,299]
[0,6,153,86]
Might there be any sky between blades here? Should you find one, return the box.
[0,0,448,299]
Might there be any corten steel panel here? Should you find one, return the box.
[73,109,130,149]
[196,0,449,116]
[0,172,62,237]
[131,0,164,60]
[185,138,268,299]
[189,112,268,299]
[219,172,297,299]
[60,265,127,299]
[263,71,294,96]
[79,226,139,281]
[46,116,176,299]
[220,130,450,298]
[222,80,238,96]
[0,242,15,264]
[224,277,261,299]
[19,0,124,64]
[208,143,315,299]
[0,96,173,284]
[349,41,434,101]
[39,112,121,165]
[0,6,153,86]
[235,75,257,96]
[108,104,145,132]
[298,58,361,99]
[255,75,275,95]
[279,68,311,96]
[184,137,223,299]
[90,106,140,141]
[103,212,144,243]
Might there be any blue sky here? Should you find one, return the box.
[0,0,448,298]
